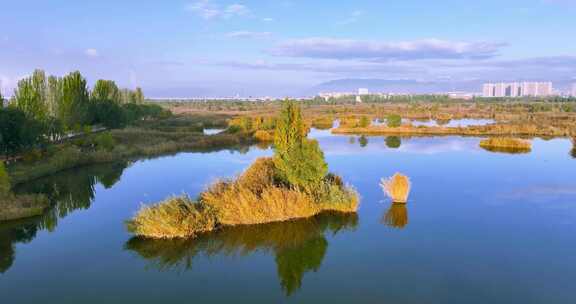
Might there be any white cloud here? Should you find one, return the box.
[185,1,251,20]
[84,48,99,57]
[271,38,506,61]
[262,17,274,22]
[226,31,272,39]
[338,10,364,25]
[225,4,250,16]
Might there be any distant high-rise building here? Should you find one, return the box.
[571,83,576,97]
[358,88,369,95]
[482,82,553,97]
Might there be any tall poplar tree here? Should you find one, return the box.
[91,80,120,103]
[273,100,328,190]
[13,77,48,122]
[46,75,63,116]
[59,71,89,130]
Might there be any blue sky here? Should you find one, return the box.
[1,0,575,97]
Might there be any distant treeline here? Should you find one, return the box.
[0,69,170,156]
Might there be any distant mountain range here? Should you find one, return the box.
[305,78,483,95]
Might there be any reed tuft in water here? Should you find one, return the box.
[380,173,411,203]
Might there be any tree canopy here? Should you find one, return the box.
[273,100,328,189]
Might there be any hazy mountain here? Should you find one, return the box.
[306,78,484,95]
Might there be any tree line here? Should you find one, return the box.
[0,69,169,156]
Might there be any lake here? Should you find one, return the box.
[1,132,575,303]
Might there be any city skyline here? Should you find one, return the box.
[1,0,576,97]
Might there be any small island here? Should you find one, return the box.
[126,101,359,239]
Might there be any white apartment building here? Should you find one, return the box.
[483,82,553,97]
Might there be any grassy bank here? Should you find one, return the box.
[7,115,255,185]
[0,194,49,221]
[126,157,358,239]
[332,123,574,138]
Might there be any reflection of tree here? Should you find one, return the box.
[276,237,327,295]
[348,137,356,145]
[385,136,401,149]
[0,217,40,273]
[570,138,576,159]
[359,136,368,148]
[0,162,130,272]
[125,212,358,296]
[382,203,408,229]
[15,162,129,220]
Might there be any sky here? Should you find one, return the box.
[1,0,575,97]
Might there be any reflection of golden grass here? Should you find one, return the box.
[380,173,411,203]
[382,203,408,229]
[479,137,531,150]
[127,158,359,238]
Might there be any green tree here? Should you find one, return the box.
[120,89,136,104]
[0,107,44,155]
[59,71,89,130]
[12,74,49,122]
[91,80,120,104]
[0,162,10,194]
[134,87,145,104]
[46,76,63,116]
[273,100,328,189]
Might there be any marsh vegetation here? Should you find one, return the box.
[381,173,411,203]
[127,101,358,239]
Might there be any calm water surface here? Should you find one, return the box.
[1,131,575,303]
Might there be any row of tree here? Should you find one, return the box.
[1,69,167,156]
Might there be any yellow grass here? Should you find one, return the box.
[126,196,217,239]
[253,130,275,142]
[127,157,359,238]
[380,173,411,203]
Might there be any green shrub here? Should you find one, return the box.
[95,132,116,151]
[386,114,402,128]
[359,116,370,128]
[22,149,43,163]
[0,162,10,194]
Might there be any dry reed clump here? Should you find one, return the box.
[201,157,358,226]
[253,130,275,142]
[479,137,532,150]
[127,157,358,238]
[126,196,217,239]
[380,173,411,203]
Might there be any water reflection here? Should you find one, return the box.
[570,139,576,159]
[0,217,40,273]
[479,146,531,155]
[385,136,402,149]
[0,162,130,273]
[359,135,368,147]
[14,162,130,230]
[381,203,409,229]
[125,212,358,296]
